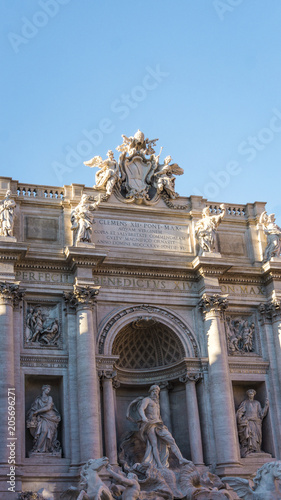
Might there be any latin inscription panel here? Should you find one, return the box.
[93,218,191,252]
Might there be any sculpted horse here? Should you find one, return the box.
[61,457,113,500]
[222,461,281,499]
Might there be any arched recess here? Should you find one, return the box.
[97,304,199,358]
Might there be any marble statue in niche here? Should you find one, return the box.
[225,316,256,355]
[236,389,269,458]
[0,189,16,237]
[71,193,102,245]
[84,150,120,197]
[26,385,61,456]
[127,384,189,468]
[260,211,281,262]
[25,304,61,347]
[195,204,225,254]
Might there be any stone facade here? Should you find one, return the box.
[1,133,281,499]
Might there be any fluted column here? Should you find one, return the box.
[159,381,172,432]
[259,299,281,457]
[0,283,23,466]
[199,293,240,466]
[99,370,118,464]
[179,373,204,465]
[64,292,80,465]
[74,284,101,462]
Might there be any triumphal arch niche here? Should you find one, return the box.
[1,130,281,499]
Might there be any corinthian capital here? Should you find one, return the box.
[259,298,281,321]
[73,284,99,307]
[198,293,228,315]
[179,373,203,384]
[0,282,24,306]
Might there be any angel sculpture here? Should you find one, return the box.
[84,150,120,196]
[259,211,281,262]
[152,155,184,199]
[222,461,281,500]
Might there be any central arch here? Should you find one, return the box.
[97,304,199,358]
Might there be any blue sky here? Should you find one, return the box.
[1,1,281,219]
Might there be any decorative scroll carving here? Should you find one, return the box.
[26,385,61,456]
[260,211,281,262]
[195,204,225,254]
[73,284,99,306]
[63,291,78,312]
[198,293,228,315]
[0,190,16,237]
[70,193,102,245]
[236,389,269,458]
[179,373,203,384]
[222,461,281,500]
[225,316,256,355]
[25,302,61,348]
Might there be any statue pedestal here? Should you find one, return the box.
[76,241,95,248]
[201,251,222,258]
[0,236,17,242]
[270,256,281,263]
[28,450,62,458]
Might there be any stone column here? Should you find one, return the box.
[99,370,118,465]
[179,373,204,465]
[159,381,172,432]
[13,289,25,465]
[0,283,22,466]
[259,299,281,457]
[64,292,80,465]
[199,293,240,467]
[74,285,101,462]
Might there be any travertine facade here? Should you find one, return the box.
[1,132,281,499]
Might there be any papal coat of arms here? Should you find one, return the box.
[84,130,184,205]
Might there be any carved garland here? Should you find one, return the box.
[98,304,199,357]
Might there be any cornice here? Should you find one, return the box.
[20,355,68,368]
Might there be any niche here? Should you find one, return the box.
[25,375,63,458]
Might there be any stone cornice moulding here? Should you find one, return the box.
[114,358,207,386]
[64,246,107,270]
[20,355,68,368]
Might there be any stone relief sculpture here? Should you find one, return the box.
[84,130,184,206]
[25,304,61,347]
[84,150,120,197]
[259,210,281,262]
[195,204,225,255]
[26,385,61,456]
[225,317,255,354]
[0,189,16,237]
[71,193,102,245]
[127,384,189,468]
[236,389,269,458]
[222,461,281,500]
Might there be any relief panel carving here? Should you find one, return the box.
[24,301,62,349]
